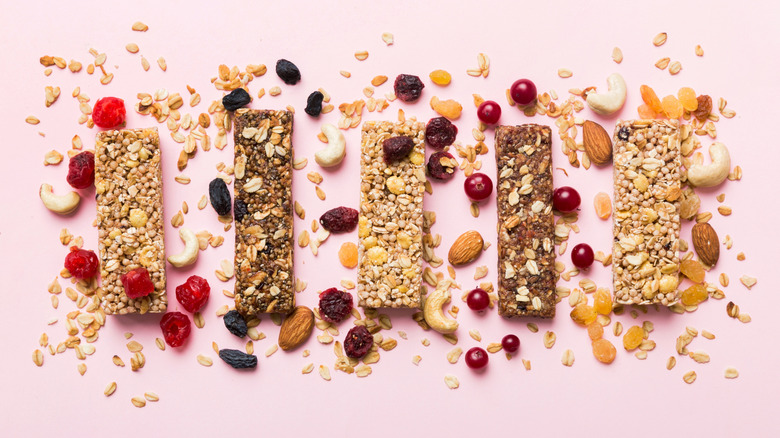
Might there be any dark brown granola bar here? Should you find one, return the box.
[233,109,294,315]
[495,124,556,318]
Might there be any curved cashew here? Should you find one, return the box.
[167,227,199,267]
[314,124,346,167]
[39,183,81,215]
[686,142,730,188]
[424,283,459,334]
[585,73,627,116]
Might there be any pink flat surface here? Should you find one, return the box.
[1,0,778,436]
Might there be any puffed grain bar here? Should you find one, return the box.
[95,128,166,315]
[495,124,556,318]
[613,119,681,305]
[233,109,294,315]
[357,120,426,308]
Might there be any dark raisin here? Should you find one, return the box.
[393,74,424,102]
[234,198,248,222]
[275,59,301,85]
[319,207,359,233]
[427,151,456,181]
[66,151,95,189]
[383,136,415,163]
[425,117,458,150]
[304,91,324,117]
[223,310,248,338]
[318,288,353,323]
[617,126,630,141]
[344,325,373,358]
[209,178,232,216]
[222,88,251,111]
[218,349,257,369]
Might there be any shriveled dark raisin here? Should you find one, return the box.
[209,178,232,216]
[394,74,424,102]
[427,151,456,181]
[318,288,353,324]
[276,59,301,85]
[234,198,248,222]
[222,88,251,111]
[319,207,359,233]
[617,126,630,141]
[344,325,373,358]
[223,310,248,338]
[304,91,323,117]
[425,117,458,150]
[383,136,415,163]
[218,349,257,369]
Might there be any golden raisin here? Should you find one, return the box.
[593,192,612,219]
[677,87,698,111]
[680,259,706,283]
[681,284,709,306]
[637,104,656,119]
[593,289,613,315]
[429,69,452,86]
[587,322,604,341]
[338,242,358,269]
[570,304,597,326]
[661,95,684,119]
[592,339,616,364]
[623,325,644,350]
[640,85,663,112]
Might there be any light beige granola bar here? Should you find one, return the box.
[357,120,425,308]
[95,128,167,315]
[613,119,681,305]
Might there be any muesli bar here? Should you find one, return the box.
[357,120,425,308]
[495,124,556,318]
[233,109,294,315]
[95,128,166,315]
[613,119,681,305]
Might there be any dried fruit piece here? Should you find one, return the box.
[160,312,191,347]
[344,325,373,358]
[66,151,95,189]
[637,104,657,119]
[570,304,597,326]
[640,85,663,112]
[218,348,257,369]
[662,95,684,119]
[234,199,248,222]
[382,136,415,163]
[175,275,211,313]
[693,95,712,121]
[425,117,458,150]
[430,96,462,120]
[64,247,99,279]
[319,206,359,233]
[275,59,301,85]
[120,268,154,298]
[587,322,604,341]
[622,325,644,350]
[681,284,708,306]
[593,192,612,219]
[393,74,424,102]
[680,259,706,283]
[593,289,613,315]
[304,91,323,117]
[427,151,456,181]
[223,310,248,338]
[592,339,616,364]
[429,69,451,86]
[318,288,353,323]
[92,97,126,129]
[677,87,698,111]
[209,178,232,216]
[338,242,358,268]
[221,88,251,111]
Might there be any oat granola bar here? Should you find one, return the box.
[95,128,166,315]
[613,120,681,305]
[233,109,294,315]
[495,124,556,318]
[357,120,426,308]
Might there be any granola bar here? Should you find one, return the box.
[613,119,681,305]
[233,109,294,315]
[357,120,426,308]
[95,128,166,315]
[495,124,556,318]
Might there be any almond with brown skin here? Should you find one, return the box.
[278,306,314,351]
[691,222,719,266]
[448,230,484,266]
[582,120,613,165]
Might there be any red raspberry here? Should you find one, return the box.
[66,151,95,189]
[175,275,210,313]
[120,268,154,298]
[63,247,99,279]
[160,312,191,347]
[92,97,126,129]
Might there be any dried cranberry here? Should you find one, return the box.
[426,151,456,181]
[222,88,251,111]
[276,59,301,85]
[66,151,95,189]
[394,74,424,102]
[344,325,373,358]
[160,312,191,347]
[209,178,232,216]
[175,275,210,313]
[319,207,359,233]
[92,97,126,129]
[425,117,458,150]
[120,268,154,298]
[318,288,353,323]
[382,136,415,163]
[304,91,323,116]
[63,247,99,279]
[234,198,249,222]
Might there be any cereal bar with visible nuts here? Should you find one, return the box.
[95,128,166,315]
[233,109,295,315]
[357,120,426,308]
[613,119,681,305]
[495,124,556,318]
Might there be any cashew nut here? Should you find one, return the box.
[585,73,627,116]
[314,124,346,167]
[686,142,730,188]
[39,183,81,215]
[423,282,459,334]
[167,227,199,267]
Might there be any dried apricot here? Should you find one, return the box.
[429,69,452,86]
[661,95,684,119]
[681,284,708,306]
[623,325,644,350]
[587,322,604,341]
[680,259,705,283]
[430,96,462,120]
[593,289,613,315]
[593,192,612,219]
[338,242,358,269]
[677,87,698,111]
[592,339,616,364]
[570,304,597,326]
[637,104,656,119]
[640,85,663,112]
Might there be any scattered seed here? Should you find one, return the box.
[131,396,146,407]
[740,275,757,290]
[543,331,556,349]
[557,68,573,78]
[666,356,676,370]
[683,370,697,384]
[104,382,117,396]
[655,57,670,70]
[612,47,623,63]
[669,61,682,75]
[653,32,668,46]
[32,349,44,366]
[724,367,739,379]
[131,21,148,32]
[695,45,704,56]
[446,347,463,364]
[354,51,369,61]
[319,365,331,381]
[444,374,460,389]
[157,57,167,71]
[561,349,575,367]
[197,354,213,367]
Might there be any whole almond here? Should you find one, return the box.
[448,230,484,266]
[582,120,612,165]
[278,306,314,351]
[691,222,719,266]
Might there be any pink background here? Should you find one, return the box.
[1,0,778,436]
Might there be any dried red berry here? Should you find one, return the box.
[160,312,191,347]
[92,97,126,129]
[63,247,99,279]
[318,288,353,323]
[319,207,359,233]
[344,325,373,358]
[425,117,458,150]
[382,136,415,163]
[120,268,154,298]
[175,275,210,313]
[66,151,95,189]
[394,74,424,102]
[427,151,456,181]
